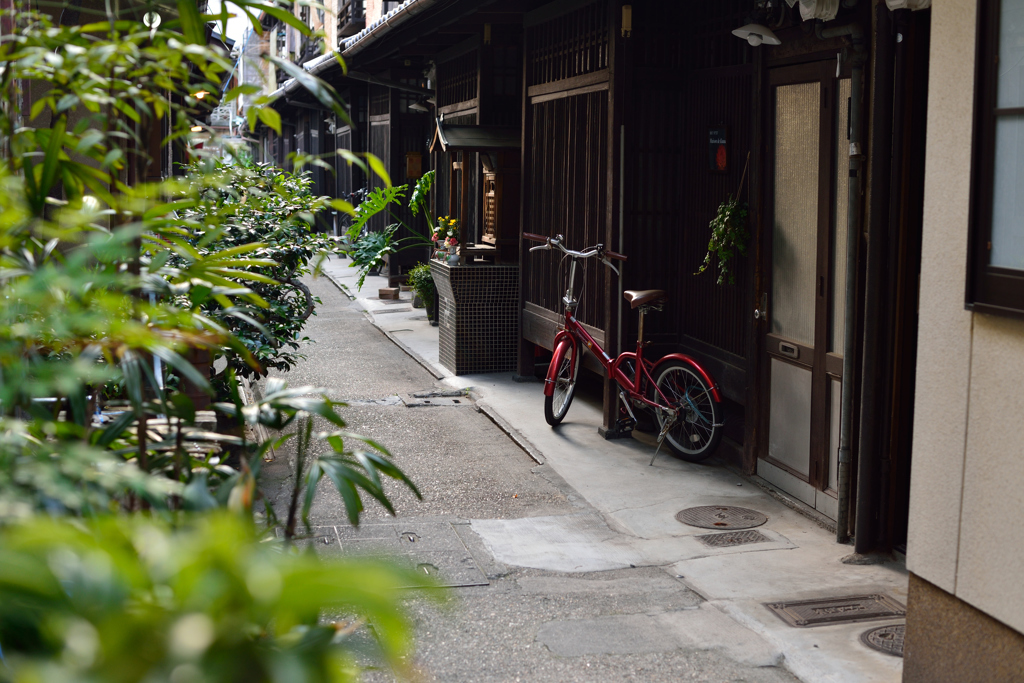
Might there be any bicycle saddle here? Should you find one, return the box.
[623,289,666,309]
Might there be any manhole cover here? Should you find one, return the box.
[766,594,906,628]
[861,623,905,657]
[675,506,768,530]
[696,529,771,547]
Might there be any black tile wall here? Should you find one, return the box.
[430,261,520,375]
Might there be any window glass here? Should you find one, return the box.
[998,0,1024,108]
[991,116,1024,270]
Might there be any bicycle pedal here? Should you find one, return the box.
[616,417,636,432]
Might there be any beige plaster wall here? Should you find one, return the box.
[905,0,976,594]
[956,314,1024,632]
[908,0,1024,635]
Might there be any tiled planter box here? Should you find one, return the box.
[430,261,520,375]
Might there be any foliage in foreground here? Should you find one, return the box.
[177,160,341,381]
[0,3,432,680]
[0,513,439,683]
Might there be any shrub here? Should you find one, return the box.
[407,262,436,307]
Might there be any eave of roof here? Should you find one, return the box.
[269,0,441,102]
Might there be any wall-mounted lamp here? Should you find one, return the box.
[409,100,431,113]
[190,125,203,132]
[192,90,210,100]
[621,5,632,38]
[731,23,781,46]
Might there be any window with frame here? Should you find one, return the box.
[969,0,1024,316]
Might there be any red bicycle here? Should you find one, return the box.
[524,233,724,463]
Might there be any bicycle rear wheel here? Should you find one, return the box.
[650,360,722,462]
[544,341,580,426]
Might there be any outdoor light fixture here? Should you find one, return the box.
[190,125,203,132]
[731,23,781,46]
[409,100,431,113]
[192,90,210,100]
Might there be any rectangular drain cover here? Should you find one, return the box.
[696,530,771,548]
[766,594,906,628]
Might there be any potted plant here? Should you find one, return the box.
[432,216,460,264]
[407,262,436,320]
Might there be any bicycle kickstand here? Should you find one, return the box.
[649,412,677,467]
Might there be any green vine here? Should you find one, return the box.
[697,194,749,285]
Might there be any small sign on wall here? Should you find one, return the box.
[709,127,728,172]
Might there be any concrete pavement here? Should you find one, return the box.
[315,256,908,683]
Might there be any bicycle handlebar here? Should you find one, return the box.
[522,233,628,264]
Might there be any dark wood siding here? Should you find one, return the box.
[437,50,479,109]
[524,89,609,332]
[526,1,608,87]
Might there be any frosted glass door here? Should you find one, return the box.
[767,82,821,480]
[772,82,820,346]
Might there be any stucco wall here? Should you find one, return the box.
[907,0,1024,635]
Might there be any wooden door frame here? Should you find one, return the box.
[757,59,842,492]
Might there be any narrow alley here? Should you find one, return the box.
[258,269,906,683]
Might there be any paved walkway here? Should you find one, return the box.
[318,256,908,683]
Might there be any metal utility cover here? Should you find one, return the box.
[696,530,771,548]
[675,506,768,530]
[765,594,906,628]
[335,521,488,588]
[402,396,467,407]
[402,390,469,407]
[860,623,905,657]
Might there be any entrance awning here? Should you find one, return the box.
[430,117,520,153]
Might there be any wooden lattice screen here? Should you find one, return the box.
[437,51,478,108]
[370,85,389,117]
[526,1,608,87]
[335,127,354,198]
[525,90,609,332]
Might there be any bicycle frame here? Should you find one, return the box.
[542,251,721,411]
[545,311,721,412]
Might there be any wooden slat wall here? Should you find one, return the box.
[368,120,390,233]
[437,51,479,108]
[527,1,607,87]
[623,1,752,363]
[525,89,608,332]
[677,68,752,359]
[335,127,354,198]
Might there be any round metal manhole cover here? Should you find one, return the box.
[860,623,905,657]
[675,506,768,530]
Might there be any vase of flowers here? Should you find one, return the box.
[433,216,460,261]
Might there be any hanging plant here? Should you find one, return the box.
[697,152,750,285]
[697,195,749,285]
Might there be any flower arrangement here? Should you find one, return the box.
[432,215,460,250]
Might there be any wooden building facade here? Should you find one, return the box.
[269,0,933,556]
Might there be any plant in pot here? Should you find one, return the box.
[407,262,436,319]
[432,216,460,265]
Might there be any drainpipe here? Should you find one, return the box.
[817,19,866,545]
[853,5,895,554]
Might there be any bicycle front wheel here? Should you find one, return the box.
[544,340,580,426]
[651,360,722,462]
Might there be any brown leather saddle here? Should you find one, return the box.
[623,289,667,309]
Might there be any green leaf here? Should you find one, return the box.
[267,56,349,123]
[177,0,207,44]
[366,153,392,188]
[224,84,261,101]
[257,106,281,135]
